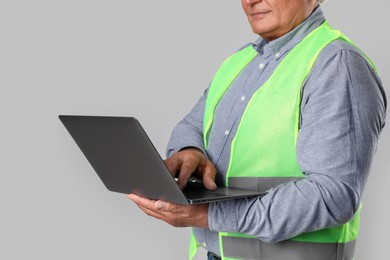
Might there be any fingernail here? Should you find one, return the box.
[156,201,164,210]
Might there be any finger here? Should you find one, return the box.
[201,163,217,190]
[155,200,165,210]
[155,200,178,212]
[137,203,165,219]
[128,194,176,214]
[128,194,167,220]
[177,159,199,189]
[134,200,180,226]
[128,194,157,210]
[164,156,180,177]
[203,175,217,190]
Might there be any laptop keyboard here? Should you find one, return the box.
[183,189,226,199]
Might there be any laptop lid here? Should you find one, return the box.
[59,115,265,204]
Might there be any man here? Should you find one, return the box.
[129,0,387,259]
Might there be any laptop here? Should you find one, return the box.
[59,115,266,204]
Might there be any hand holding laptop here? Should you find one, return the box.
[128,193,210,228]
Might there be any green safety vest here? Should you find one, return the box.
[190,21,376,260]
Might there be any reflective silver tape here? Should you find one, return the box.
[228,177,305,192]
[222,236,356,260]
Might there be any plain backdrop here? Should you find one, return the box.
[1,1,388,259]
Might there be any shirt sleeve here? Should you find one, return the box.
[165,88,208,157]
[208,41,387,243]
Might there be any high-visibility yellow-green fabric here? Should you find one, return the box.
[189,21,375,260]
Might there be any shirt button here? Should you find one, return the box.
[224,130,230,136]
[275,52,281,58]
[241,95,246,102]
[202,242,207,248]
[259,63,265,69]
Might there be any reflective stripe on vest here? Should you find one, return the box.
[220,234,356,260]
[190,20,376,260]
[228,177,304,193]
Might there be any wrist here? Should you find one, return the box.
[196,203,209,228]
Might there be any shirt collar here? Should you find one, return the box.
[252,6,326,60]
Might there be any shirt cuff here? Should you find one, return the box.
[208,201,240,233]
[166,136,206,157]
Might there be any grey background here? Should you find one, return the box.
[1,1,388,259]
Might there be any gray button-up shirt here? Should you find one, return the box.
[166,7,386,255]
